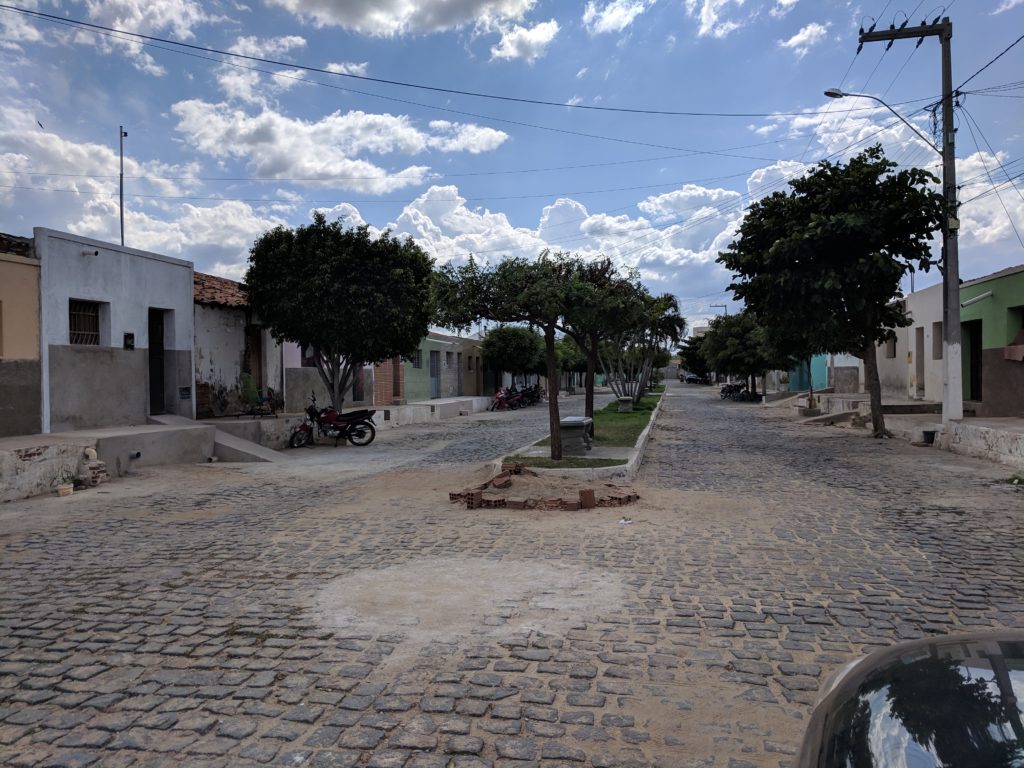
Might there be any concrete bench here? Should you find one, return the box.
[560,416,594,455]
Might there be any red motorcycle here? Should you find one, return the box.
[489,386,523,411]
[289,392,376,448]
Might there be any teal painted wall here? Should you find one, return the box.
[789,355,828,391]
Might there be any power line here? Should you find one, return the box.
[957,31,1024,91]
[0,3,946,121]
[959,106,1024,249]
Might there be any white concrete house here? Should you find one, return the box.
[35,228,195,432]
[193,272,283,417]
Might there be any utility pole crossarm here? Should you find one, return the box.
[859,19,951,44]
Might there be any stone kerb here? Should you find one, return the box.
[490,393,664,481]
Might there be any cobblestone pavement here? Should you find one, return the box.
[1,383,1022,768]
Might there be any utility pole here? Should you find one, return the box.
[119,126,127,247]
[860,17,962,424]
[710,303,728,316]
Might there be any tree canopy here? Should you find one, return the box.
[481,325,544,382]
[245,211,433,408]
[435,252,572,458]
[717,145,944,435]
[698,311,794,392]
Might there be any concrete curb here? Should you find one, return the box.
[489,394,664,482]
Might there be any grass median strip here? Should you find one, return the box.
[534,393,662,448]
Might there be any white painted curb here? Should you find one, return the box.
[488,394,665,482]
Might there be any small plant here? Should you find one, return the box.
[52,466,78,496]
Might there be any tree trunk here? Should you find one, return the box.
[544,325,562,460]
[585,342,597,420]
[806,357,815,406]
[862,341,887,437]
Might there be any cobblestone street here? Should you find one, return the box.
[1,383,1022,768]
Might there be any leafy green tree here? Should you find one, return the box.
[481,325,543,386]
[717,146,944,436]
[246,212,433,408]
[434,252,572,459]
[559,257,646,418]
[678,336,710,380]
[599,292,685,403]
[699,312,794,394]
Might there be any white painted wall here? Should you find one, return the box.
[35,228,194,431]
[875,283,943,402]
[193,303,246,390]
[194,303,284,404]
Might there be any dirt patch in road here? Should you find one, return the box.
[314,556,628,672]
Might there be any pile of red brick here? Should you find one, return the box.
[449,465,639,512]
[79,460,111,488]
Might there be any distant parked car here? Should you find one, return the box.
[798,630,1024,767]
[683,374,709,384]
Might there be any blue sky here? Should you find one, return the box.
[1,0,1022,326]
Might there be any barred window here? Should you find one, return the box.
[69,300,100,345]
[409,349,423,369]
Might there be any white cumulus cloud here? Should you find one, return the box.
[76,0,218,75]
[993,0,1024,12]
[216,35,309,104]
[325,61,369,76]
[171,101,508,193]
[778,22,830,58]
[261,0,536,36]
[684,0,745,38]
[582,0,654,35]
[769,0,798,18]
[490,19,559,62]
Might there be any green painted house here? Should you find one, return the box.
[958,265,1024,413]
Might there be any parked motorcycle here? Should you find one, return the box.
[489,386,523,411]
[289,392,376,448]
[720,382,744,399]
[519,383,544,406]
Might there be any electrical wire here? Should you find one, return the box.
[957,31,1024,92]
[958,106,1024,249]
[0,3,927,121]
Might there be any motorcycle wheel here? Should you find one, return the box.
[289,429,311,448]
[348,421,376,446]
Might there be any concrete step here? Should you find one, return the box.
[213,429,290,463]
[151,414,288,463]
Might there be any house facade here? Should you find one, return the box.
[35,228,196,432]
[401,331,486,402]
[875,266,1024,416]
[0,234,41,437]
[193,272,283,417]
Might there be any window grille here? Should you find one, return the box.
[69,300,100,345]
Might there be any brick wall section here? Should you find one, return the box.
[373,356,405,405]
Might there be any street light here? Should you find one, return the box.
[824,89,939,154]
[823,88,963,425]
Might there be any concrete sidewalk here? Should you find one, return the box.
[788,390,1024,472]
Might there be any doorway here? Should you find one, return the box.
[148,308,166,415]
[244,325,264,389]
[915,327,925,399]
[963,319,983,401]
[429,350,441,398]
[456,352,464,396]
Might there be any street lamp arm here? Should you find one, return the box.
[823,89,941,156]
